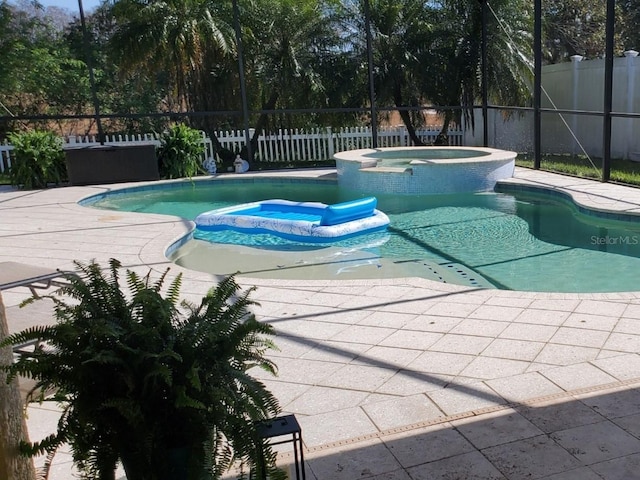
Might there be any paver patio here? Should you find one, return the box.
[2,167,640,479]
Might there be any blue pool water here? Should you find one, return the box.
[371,148,491,167]
[87,178,640,292]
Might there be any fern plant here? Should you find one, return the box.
[0,259,284,480]
[156,124,206,179]
[7,130,67,189]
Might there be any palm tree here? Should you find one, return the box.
[109,0,246,159]
[424,0,533,137]
[345,0,435,145]
[241,0,345,154]
[345,0,533,141]
[0,293,36,480]
[110,0,236,113]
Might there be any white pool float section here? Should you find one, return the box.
[334,146,517,195]
[195,197,390,243]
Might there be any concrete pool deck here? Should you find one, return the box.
[3,167,640,479]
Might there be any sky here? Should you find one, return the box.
[18,0,102,13]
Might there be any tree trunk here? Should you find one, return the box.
[206,89,279,166]
[250,90,280,158]
[0,293,36,480]
[439,111,453,138]
[393,85,426,146]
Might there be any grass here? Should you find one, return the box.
[516,153,640,187]
[0,173,9,185]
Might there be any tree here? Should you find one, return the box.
[0,293,36,480]
[242,0,347,151]
[472,0,533,104]
[542,0,609,63]
[616,0,640,54]
[0,0,171,137]
[0,0,96,135]
[110,0,235,113]
[109,0,239,157]
[345,0,435,145]
[420,0,534,136]
[65,4,170,134]
[345,0,533,139]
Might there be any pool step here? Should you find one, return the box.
[439,262,495,288]
[359,167,412,174]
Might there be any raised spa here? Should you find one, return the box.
[334,146,517,195]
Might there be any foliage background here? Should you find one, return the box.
[2,0,636,144]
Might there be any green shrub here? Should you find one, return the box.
[157,124,206,179]
[7,130,66,189]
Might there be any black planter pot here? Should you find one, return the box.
[120,445,193,480]
[164,446,191,480]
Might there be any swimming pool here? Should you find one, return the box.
[86,177,640,293]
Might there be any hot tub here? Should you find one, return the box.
[334,146,517,195]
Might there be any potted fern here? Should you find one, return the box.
[0,259,284,480]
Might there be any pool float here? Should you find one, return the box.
[195,197,389,243]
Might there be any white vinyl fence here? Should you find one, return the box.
[471,51,640,160]
[0,125,461,173]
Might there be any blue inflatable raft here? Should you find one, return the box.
[195,197,390,243]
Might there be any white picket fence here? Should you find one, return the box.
[0,125,461,173]
[214,125,461,162]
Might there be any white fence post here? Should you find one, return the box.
[326,127,334,159]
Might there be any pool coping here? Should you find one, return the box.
[333,146,516,165]
[498,170,640,220]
